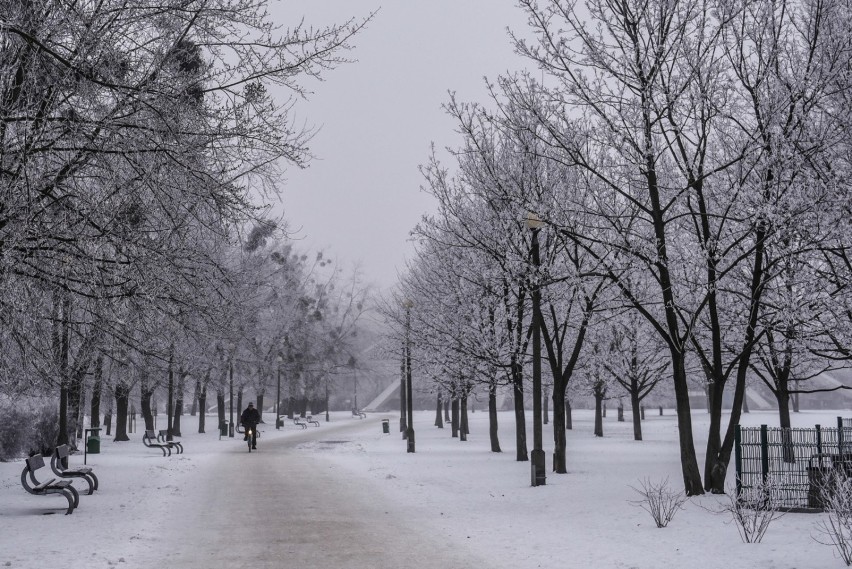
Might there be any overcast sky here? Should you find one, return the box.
[267,1,531,290]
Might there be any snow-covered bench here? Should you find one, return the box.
[306,415,320,427]
[142,430,172,456]
[156,430,184,454]
[50,444,99,494]
[21,454,80,515]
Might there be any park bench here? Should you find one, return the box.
[306,415,320,427]
[21,454,80,515]
[50,444,99,495]
[156,429,184,454]
[293,416,308,429]
[353,409,366,419]
[142,430,172,456]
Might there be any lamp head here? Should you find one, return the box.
[525,212,544,229]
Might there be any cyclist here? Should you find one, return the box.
[240,402,261,449]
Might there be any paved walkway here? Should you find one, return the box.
[137,419,491,569]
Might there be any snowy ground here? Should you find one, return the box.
[1,408,848,568]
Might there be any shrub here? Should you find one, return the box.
[29,404,60,456]
[813,471,852,565]
[0,404,28,461]
[629,477,688,528]
[0,400,59,460]
[722,480,785,543]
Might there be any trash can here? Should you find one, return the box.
[381,419,390,434]
[808,466,831,509]
[219,420,229,437]
[87,434,101,454]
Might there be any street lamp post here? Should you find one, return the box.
[403,299,415,453]
[526,212,546,486]
[400,342,407,435]
[228,360,235,438]
[276,355,282,429]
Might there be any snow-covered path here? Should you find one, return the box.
[133,419,492,569]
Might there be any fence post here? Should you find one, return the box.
[760,424,769,484]
[735,425,742,498]
[816,424,822,466]
[839,416,845,454]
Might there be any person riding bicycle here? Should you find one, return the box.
[240,402,261,449]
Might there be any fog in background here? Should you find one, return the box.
[267,1,531,289]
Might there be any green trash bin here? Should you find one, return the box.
[87,434,101,454]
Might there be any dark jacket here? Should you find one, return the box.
[241,406,260,426]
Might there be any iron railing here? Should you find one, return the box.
[735,417,852,510]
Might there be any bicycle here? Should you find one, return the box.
[241,423,258,452]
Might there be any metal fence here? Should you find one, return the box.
[735,417,852,511]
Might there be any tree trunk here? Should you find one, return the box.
[114,383,130,441]
[671,354,705,495]
[217,391,226,432]
[617,401,624,422]
[565,397,572,430]
[488,383,501,453]
[90,354,103,429]
[704,224,767,493]
[198,380,207,434]
[55,292,70,448]
[543,386,549,425]
[512,363,528,462]
[191,378,200,416]
[74,383,85,440]
[776,387,794,462]
[451,395,460,438]
[444,398,450,422]
[552,385,567,473]
[140,378,155,432]
[594,390,604,438]
[435,393,444,428]
[631,391,643,441]
[256,392,265,423]
[167,349,174,441]
[460,393,468,441]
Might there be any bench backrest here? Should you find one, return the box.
[144,430,156,439]
[26,454,45,471]
[54,444,70,460]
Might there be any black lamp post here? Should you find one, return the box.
[526,212,546,486]
[228,359,235,438]
[276,355,282,429]
[403,299,415,453]
[400,341,407,435]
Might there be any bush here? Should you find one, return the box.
[0,399,59,461]
[629,477,688,528]
[0,404,28,461]
[722,480,785,543]
[30,404,60,456]
[813,471,852,565]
